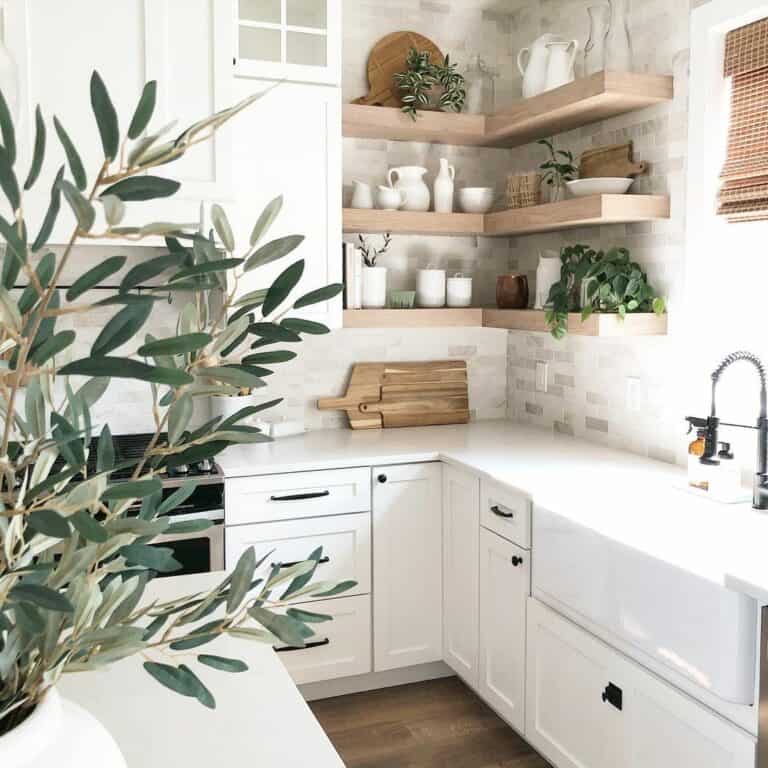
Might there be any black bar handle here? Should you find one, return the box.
[511,555,524,567]
[272,556,330,570]
[270,490,330,502]
[275,638,330,653]
[491,504,515,519]
[601,682,623,711]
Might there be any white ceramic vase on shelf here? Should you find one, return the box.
[350,180,374,209]
[544,40,579,91]
[0,689,126,768]
[388,167,430,212]
[362,266,387,308]
[417,268,447,308]
[434,158,456,214]
[605,0,633,71]
[518,33,564,98]
[535,251,563,309]
[584,4,610,76]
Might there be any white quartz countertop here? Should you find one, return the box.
[60,635,344,768]
[220,420,768,604]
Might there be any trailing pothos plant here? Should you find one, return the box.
[545,244,666,339]
[394,47,466,121]
[0,72,352,733]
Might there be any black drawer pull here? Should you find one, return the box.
[270,490,330,502]
[491,505,514,519]
[272,556,330,570]
[511,555,524,567]
[275,638,330,653]
[602,682,623,711]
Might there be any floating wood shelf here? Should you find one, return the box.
[343,71,674,149]
[344,308,668,336]
[343,208,484,236]
[343,308,484,329]
[483,309,668,336]
[344,195,670,237]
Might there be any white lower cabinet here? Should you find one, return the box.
[526,599,755,768]
[478,528,529,734]
[273,595,372,685]
[442,465,480,686]
[372,463,443,672]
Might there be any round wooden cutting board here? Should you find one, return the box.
[354,31,444,107]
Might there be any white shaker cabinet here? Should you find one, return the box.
[235,0,341,85]
[442,465,480,686]
[478,528,528,735]
[2,0,233,242]
[527,599,755,768]
[372,463,443,672]
[228,77,342,328]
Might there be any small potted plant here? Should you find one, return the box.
[394,48,466,121]
[358,232,392,309]
[537,137,577,203]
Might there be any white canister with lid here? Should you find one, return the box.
[417,267,447,308]
[447,273,473,307]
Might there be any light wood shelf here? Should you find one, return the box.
[483,309,668,336]
[344,308,668,336]
[343,208,484,236]
[344,195,670,237]
[484,194,671,236]
[343,71,674,149]
[343,308,484,329]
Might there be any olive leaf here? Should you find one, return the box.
[59,179,95,232]
[66,256,126,301]
[91,298,154,356]
[101,176,180,202]
[128,81,158,140]
[24,106,46,191]
[90,70,120,160]
[211,204,234,252]
[244,235,304,273]
[60,357,193,386]
[0,88,16,164]
[262,260,305,316]
[250,195,283,246]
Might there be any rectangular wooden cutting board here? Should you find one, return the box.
[317,361,470,429]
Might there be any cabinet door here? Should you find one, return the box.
[372,463,442,672]
[478,529,529,734]
[235,0,341,85]
[442,465,480,687]
[229,78,342,329]
[3,0,232,243]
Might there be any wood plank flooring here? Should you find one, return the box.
[309,676,550,768]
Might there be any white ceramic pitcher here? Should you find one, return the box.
[544,40,579,91]
[388,166,431,212]
[517,33,565,98]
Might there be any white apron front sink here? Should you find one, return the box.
[533,505,757,705]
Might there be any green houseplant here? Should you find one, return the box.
[394,47,466,121]
[537,137,577,202]
[0,71,355,750]
[545,244,666,339]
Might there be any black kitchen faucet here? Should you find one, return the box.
[686,351,768,510]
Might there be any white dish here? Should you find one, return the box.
[458,187,495,214]
[566,178,634,197]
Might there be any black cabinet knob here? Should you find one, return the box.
[377,474,387,484]
[511,556,524,567]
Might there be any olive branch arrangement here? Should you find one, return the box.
[0,72,354,732]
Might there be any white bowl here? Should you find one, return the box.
[566,178,634,197]
[458,187,495,214]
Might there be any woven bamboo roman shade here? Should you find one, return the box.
[719,17,768,222]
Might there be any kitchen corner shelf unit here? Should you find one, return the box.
[343,195,670,237]
[344,309,668,336]
[343,71,674,149]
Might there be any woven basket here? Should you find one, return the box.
[506,172,543,209]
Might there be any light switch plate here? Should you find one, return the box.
[535,361,548,393]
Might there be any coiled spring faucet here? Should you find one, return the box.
[687,351,768,510]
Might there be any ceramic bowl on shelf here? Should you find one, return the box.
[458,187,495,214]
[566,178,634,197]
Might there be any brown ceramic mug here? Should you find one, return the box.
[496,273,529,309]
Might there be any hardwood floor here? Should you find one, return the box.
[309,676,550,768]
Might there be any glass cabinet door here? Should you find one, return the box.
[235,0,340,85]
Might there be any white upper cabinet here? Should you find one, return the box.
[2,0,233,243]
[234,0,341,85]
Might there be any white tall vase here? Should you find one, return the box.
[0,689,126,768]
[434,158,456,214]
[362,266,387,308]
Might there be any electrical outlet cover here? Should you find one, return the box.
[536,361,548,393]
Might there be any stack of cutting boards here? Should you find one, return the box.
[318,361,469,429]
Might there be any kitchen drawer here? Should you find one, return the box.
[480,479,531,549]
[225,513,371,600]
[274,595,372,685]
[226,467,371,525]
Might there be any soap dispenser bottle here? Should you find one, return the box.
[688,429,710,491]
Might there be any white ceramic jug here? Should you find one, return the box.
[388,166,430,212]
[544,40,579,91]
[377,185,407,210]
[351,180,374,209]
[434,158,456,214]
[517,33,565,98]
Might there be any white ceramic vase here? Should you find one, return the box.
[434,158,456,214]
[544,40,579,91]
[0,689,126,768]
[362,266,387,308]
[350,180,374,209]
[211,391,264,424]
[517,33,565,98]
[535,251,563,309]
[417,268,447,308]
[388,167,430,212]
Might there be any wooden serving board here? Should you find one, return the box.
[579,142,647,178]
[317,361,469,429]
[353,31,443,108]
